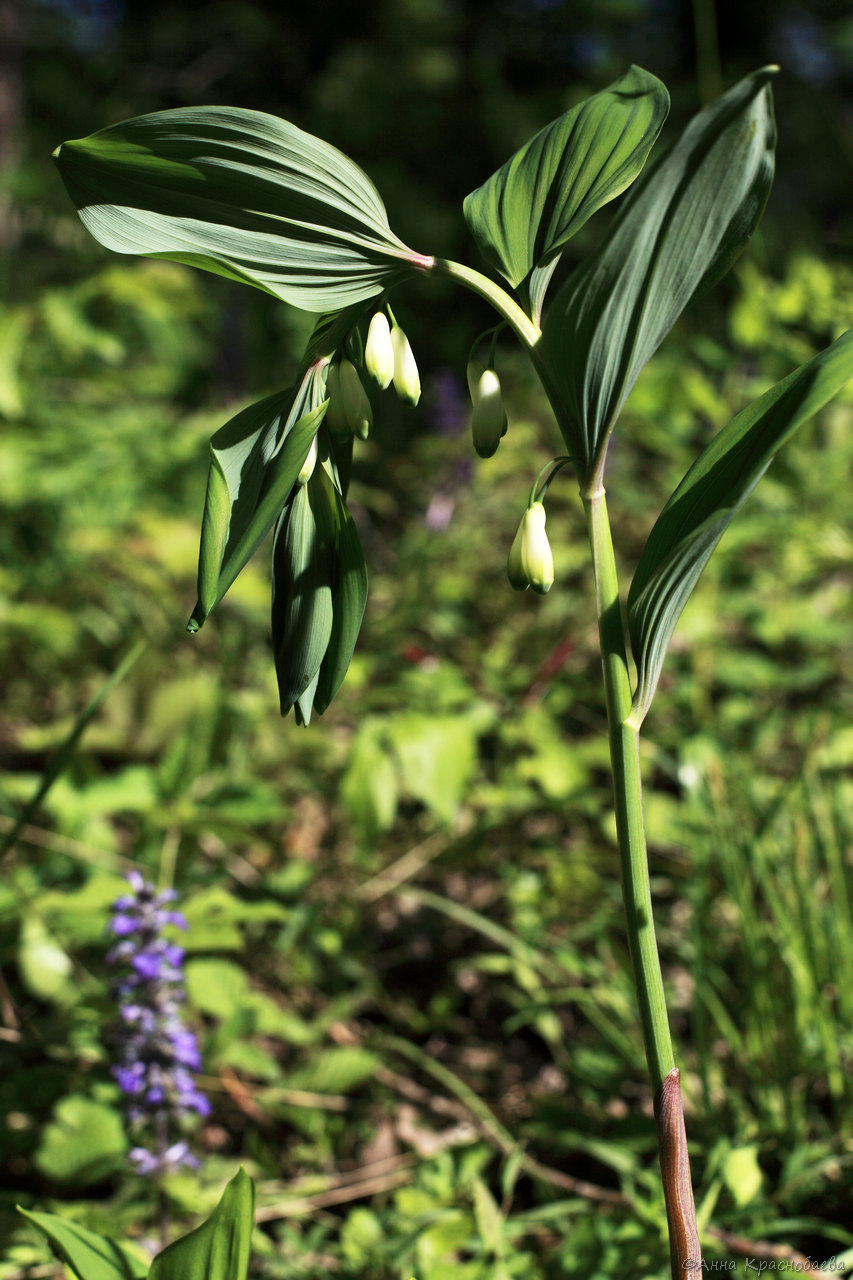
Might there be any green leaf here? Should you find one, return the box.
[627,330,853,727]
[54,108,430,311]
[284,1046,381,1093]
[340,720,400,838]
[189,384,326,630]
[185,957,250,1019]
[17,1209,148,1280]
[271,472,336,721]
[722,1145,763,1208]
[313,479,368,715]
[17,914,73,1003]
[464,66,668,318]
[472,1178,505,1256]
[33,1096,127,1185]
[387,711,480,822]
[541,67,776,477]
[190,307,365,631]
[271,460,367,722]
[148,1168,255,1280]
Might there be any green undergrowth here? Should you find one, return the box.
[2,249,853,1278]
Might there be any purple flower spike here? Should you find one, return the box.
[107,873,208,1178]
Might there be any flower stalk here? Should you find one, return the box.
[107,872,209,1180]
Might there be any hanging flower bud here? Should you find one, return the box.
[390,324,421,405]
[297,434,318,485]
[324,363,351,439]
[507,501,554,595]
[470,368,507,459]
[339,358,373,439]
[364,311,395,389]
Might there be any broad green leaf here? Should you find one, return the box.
[17,1209,148,1280]
[341,1208,383,1266]
[387,712,480,822]
[148,1168,255,1280]
[33,1096,127,1185]
[17,914,73,1003]
[189,387,325,629]
[54,108,431,311]
[464,66,669,317]
[340,720,400,838]
[627,330,853,727]
[541,67,776,477]
[185,957,250,1019]
[722,1145,763,1208]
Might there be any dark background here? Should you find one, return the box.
[7,0,853,387]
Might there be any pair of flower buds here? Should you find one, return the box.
[325,312,421,443]
[465,354,552,594]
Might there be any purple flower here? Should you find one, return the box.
[107,873,207,1178]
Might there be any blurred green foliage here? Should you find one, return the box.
[3,3,853,1277]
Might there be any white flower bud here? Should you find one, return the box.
[470,368,507,459]
[364,311,395,389]
[339,358,373,439]
[390,324,421,405]
[297,435,317,485]
[507,501,554,594]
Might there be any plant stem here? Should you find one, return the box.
[584,486,701,1275]
[583,487,674,1088]
[434,258,584,473]
[437,252,701,1268]
[434,259,541,349]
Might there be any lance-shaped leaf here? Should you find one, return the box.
[54,107,432,312]
[541,67,776,478]
[627,330,853,728]
[271,471,336,721]
[464,66,669,320]
[313,480,368,716]
[148,1168,255,1280]
[271,463,368,723]
[188,381,326,630]
[17,1208,148,1280]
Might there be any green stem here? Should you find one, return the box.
[583,487,674,1090]
[439,251,698,1268]
[434,259,541,350]
[438,255,673,1083]
[434,258,583,472]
